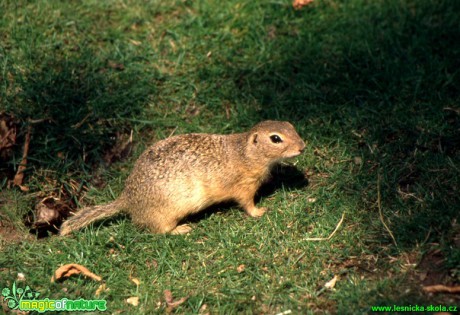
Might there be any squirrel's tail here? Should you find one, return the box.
[60,198,125,236]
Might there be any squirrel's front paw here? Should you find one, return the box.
[246,206,268,218]
[170,224,193,235]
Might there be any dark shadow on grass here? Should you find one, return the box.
[227,0,460,249]
[4,43,161,238]
[256,163,308,200]
[4,46,159,173]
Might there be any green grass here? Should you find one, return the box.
[1,0,459,313]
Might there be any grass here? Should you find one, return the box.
[1,0,459,313]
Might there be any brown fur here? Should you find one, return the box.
[60,120,305,235]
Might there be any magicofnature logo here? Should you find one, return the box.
[2,281,40,310]
[2,282,107,313]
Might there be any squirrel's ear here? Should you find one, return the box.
[251,133,258,144]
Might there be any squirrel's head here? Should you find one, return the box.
[246,121,305,164]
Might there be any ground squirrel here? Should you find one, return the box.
[60,120,305,235]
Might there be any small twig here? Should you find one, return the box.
[72,113,92,129]
[448,157,460,173]
[13,125,31,191]
[443,107,460,115]
[421,226,432,245]
[167,126,178,138]
[423,285,460,294]
[291,252,306,265]
[377,173,398,247]
[28,118,47,124]
[305,212,345,241]
[164,289,188,312]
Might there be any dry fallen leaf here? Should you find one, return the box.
[293,0,314,10]
[237,264,246,273]
[34,197,70,227]
[130,277,141,286]
[164,289,188,311]
[146,259,158,269]
[126,296,139,306]
[108,61,125,71]
[0,112,17,158]
[199,303,209,315]
[95,284,108,297]
[51,264,102,283]
[17,273,26,281]
[324,275,339,289]
[129,39,142,46]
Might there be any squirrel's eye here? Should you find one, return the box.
[270,135,283,143]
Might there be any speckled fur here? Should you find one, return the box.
[60,121,305,235]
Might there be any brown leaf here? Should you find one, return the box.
[164,290,188,312]
[108,61,125,71]
[293,0,314,10]
[34,196,72,228]
[0,112,17,154]
[422,285,460,294]
[185,104,201,118]
[146,259,158,269]
[51,263,102,282]
[237,264,246,273]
